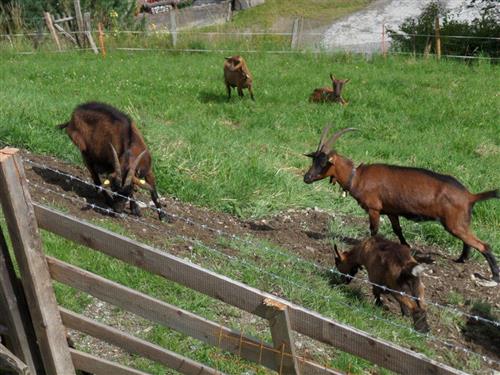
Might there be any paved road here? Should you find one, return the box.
[322,0,481,52]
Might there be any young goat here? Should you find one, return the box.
[223,55,255,101]
[304,126,499,282]
[58,102,165,220]
[309,74,349,105]
[333,236,429,332]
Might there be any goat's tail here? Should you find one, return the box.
[471,189,499,204]
[56,122,69,130]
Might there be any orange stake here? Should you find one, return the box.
[98,22,106,57]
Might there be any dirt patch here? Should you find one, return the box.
[21,150,500,371]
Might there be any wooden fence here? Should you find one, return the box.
[0,147,467,375]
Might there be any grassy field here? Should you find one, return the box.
[0,50,499,373]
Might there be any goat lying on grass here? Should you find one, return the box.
[333,236,429,332]
[304,126,499,282]
[309,74,349,105]
[58,102,165,220]
[223,55,255,101]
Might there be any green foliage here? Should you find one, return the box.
[0,0,137,31]
[389,1,500,58]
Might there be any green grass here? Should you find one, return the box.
[214,0,371,29]
[0,50,499,373]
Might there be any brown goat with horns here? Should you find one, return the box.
[304,126,499,282]
[58,102,165,220]
[333,236,429,332]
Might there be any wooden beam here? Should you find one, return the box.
[0,149,75,375]
[34,204,466,375]
[70,349,149,375]
[263,298,301,375]
[53,16,74,24]
[0,343,30,375]
[47,257,338,374]
[53,23,77,45]
[73,0,85,46]
[83,12,98,54]
[0,226,42,374]
[43,12,61,51]
[61,308,221,375]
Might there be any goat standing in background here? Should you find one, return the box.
[333,236,429,332]
[58,102,165,220]
[309,74,349,105]
[223,55,255,101]
[304,126,499,282]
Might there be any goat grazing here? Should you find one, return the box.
[58,102,165,220]
[223,55,255,101]
[304,126,499,282]
[333,236,429,332]
[309,74,349,105]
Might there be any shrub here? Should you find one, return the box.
[388,1,500,59]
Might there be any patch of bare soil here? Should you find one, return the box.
[22,150,499,372]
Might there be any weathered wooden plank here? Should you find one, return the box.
[53,16,74,23]
[34,204,465,375]
[0,343,30,375]
[70,349,149,375]
[263,298,301,375]
[0,226,41,374]
[83,12,98,54]
[61,308,221,375]
[48,257,340,375]
[43,12,61,51]
[0,149,75,375]
[53,23,77,44]
[73,0,85,46]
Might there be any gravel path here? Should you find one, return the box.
[322,0,481,52]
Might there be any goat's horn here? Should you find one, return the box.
[330,73,335,80]
[110,144,122,182]
[333,244,341,258]
[317,125,331,152]
[124,149,147,187]
[325,127,358,150]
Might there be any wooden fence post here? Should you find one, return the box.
[170,8,177,48]
[435,16,441,60]
[0,226,42,374]
[43,12,61,51]
[73,0,85,46]
[83,12,99,54]
[263,298,301,375]
[290,18,299,50]
[0,148,76,375]
[381,23,386,59]
[98,22,106,57]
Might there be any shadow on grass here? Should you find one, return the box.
[462,302,500,360]
[32,165,116,218]
[198,91,228,104]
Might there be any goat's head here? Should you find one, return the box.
[303,126,357,184]
[333,244,358,284]
[106,144,152,212]
[330,74,349,98]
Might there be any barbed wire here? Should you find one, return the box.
[27,179,500,369]
[23,158,500,329]
[2,29,500,40]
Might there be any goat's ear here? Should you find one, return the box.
[303,152,315,158]
[224,56,231,60]
[344,79,350,84]
[330,73,335,81]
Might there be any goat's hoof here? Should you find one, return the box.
[454,257,466,263]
